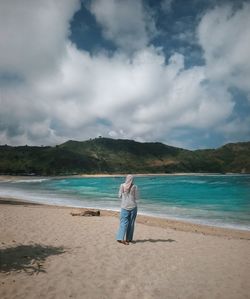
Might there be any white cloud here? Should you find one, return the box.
[218,117,250,138]
[195,2,250,144]
[0,1,249,148]
[30,43,233,144]
[0,0,80,81]
[89,0,157,52]
[198,2,250,92]
[0,0,80,145]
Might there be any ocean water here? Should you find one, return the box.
[0,175,249,230]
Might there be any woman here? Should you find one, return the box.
[116,174,138,245]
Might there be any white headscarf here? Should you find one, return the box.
[123,174,134,193]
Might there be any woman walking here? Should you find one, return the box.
[116,175,138,245]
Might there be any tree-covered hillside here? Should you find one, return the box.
[0,138,249,175]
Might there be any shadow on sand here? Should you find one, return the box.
[133,238,176,243]
[0,244,65,275]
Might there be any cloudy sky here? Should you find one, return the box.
[0,0,250,149]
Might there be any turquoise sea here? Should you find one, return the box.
[0,175,249,230]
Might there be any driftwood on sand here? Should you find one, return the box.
[70,210,100,217]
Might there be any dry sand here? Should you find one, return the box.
[0,199,250,299]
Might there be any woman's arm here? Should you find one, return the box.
[118,184,123,198]
[136,186,139,201]
[133,185,139,201]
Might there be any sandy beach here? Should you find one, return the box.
[0,198,249,299]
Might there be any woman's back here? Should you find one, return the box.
[119,183,138,210]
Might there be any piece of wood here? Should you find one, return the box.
[70,210,100,217]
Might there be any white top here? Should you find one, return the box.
[118,183,138,210]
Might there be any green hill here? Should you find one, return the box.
[0,138,249,175]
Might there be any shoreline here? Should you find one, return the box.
[0,189,249,234]
[1,196,249,240]
[0,172,249,181]
[1,174,249,238]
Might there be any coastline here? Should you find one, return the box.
[1,172,249,182]
[1,197,249,240]
[1,174,249,238]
